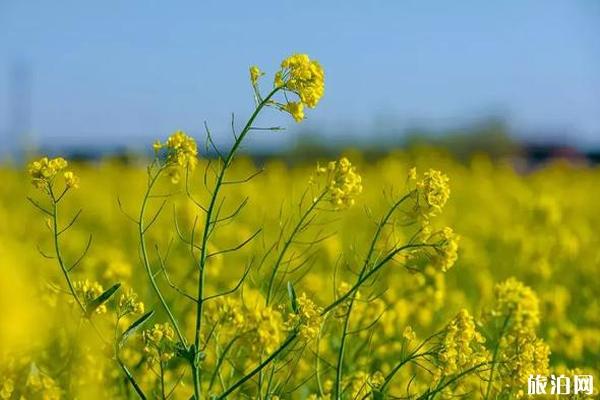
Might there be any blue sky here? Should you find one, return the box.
[1,0,599,152]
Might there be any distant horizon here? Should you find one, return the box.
[3,116,599,163]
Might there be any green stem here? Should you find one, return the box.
[117,354,147,399]
[322,242,435,315]
[192,87,280,398]
[138,167,187,346]
[334,300,353,399]
[265,190,326,305]
[484,314,510,400]
[48,187,146,398]
[49,189,87,315]
[216,333,297,399]
[334,191,414,398]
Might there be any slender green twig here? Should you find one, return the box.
[484,314,511,400]
[265,190,326,305]
[191,87,281,398]
[138,165,187,346]
[322,242,435,315]
[43,185,147,398]
[216,333,298,399]
[49,187,86,314]
[333,191,415,398]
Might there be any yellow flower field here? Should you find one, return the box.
[0,54,598,399]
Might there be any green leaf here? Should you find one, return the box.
[287,281,298,314]
[120,310,155,346]
[86,282,121,316]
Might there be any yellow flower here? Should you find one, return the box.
[118,288,145,316]
[0,378,14,399]
[403,326,416,341]
[74,279,107,314]
[283,101,305,122]
[437,309,487,375]
[206,292,285,354]
[63,171,79,189]
[274,70,284,88]
[432,227,460,272]
[154,130,198,183]
[490,277,540,334]
[275,53,324,123]
[278,54,325,108]
[142,323,176,364]
[408,167,417,181]
[249,65,264,86]
[316,157,363,209]
[286,292,323,341]
[28,156,71,189]
[369,371,385,389]
[414,168,451,218]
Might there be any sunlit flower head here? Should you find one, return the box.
[286,292,323,342]
[315,157,363,209]
[249,65,264,86]
[276,53,324,122]
[118,288,145,316]
[490,277,540,334]
[153,130,198,183]
[28,156,78,191]
[410,168,450,218]
[430,227,460,272]
[74,279,107,314]
[142,323,176,364]
[283,101,304,122]
[63,171,79,189]
[437,309,487,375]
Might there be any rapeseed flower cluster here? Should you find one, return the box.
[486,278,551,392]
[409,167,450,218]
[286,292,323,341]
[117,288,145,316]
[0,378,13,400]
[73,279,107,314]
[0,364,62,400]
[409,226,460,273]
[249,65,264,86]
[25,369,61,400]
[316,157,363,208]
[490,277,540,334]
[28,156,79,190]
[437,309,487,375]
[275,54,324,122]
[207,293,285,353]
[153,130,198,183]
[428,227,460,272]
[142,323,176,364]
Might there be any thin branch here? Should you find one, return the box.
[222,169,264,185]
[206,229,261,259]
[117,196,139,225]
[155,244,198,303]
[36,244,55,259]
[68,234,93,272]
[185,167,208,213]
[57,209,82,236]
[209,197,249,225]
[203,261,253,302]
[27,196,52,216]
[143,199,168,234]
[204,121,224,162]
